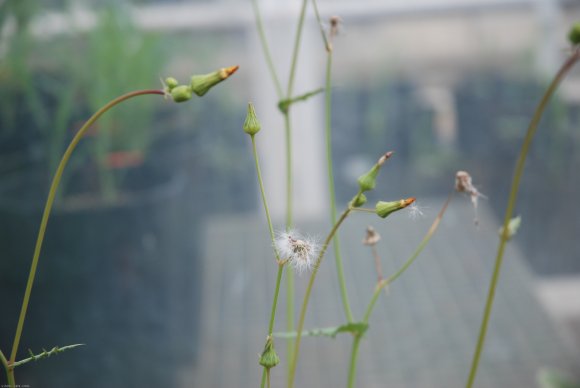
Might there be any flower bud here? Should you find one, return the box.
[569,23,580,45]
[357,151,394,192]
[357,165,379,192]
[375,198,415,219]
[258,337,280,369]
[170,85,192,103]
[243,102,261,136]
[190,65,239,97]
[352,193,367,207]
[165,77,179,91]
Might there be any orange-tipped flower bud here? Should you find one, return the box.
[191,65,239,97]
[375,197,415,219]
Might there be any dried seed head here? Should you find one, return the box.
[455,170,487,225]
[275,230,319,273]
[362,226,381,246]
[329,15,342,38]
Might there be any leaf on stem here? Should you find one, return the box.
[278,88,324,113]
[11,344,85,368]
[273,322,368,339]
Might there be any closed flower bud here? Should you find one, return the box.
[258,337,280,369]
[243,102,261,136]
[165,77,179,91]
[352,193,367,207]
[375,198,415,219]
[357,165,379,192]
[190,65,239,97]
[569,23,580,45]
[357,151,394,192]
[170,85,192,103]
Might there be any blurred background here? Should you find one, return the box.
[0,0,579,387]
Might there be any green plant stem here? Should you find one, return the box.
[363,193,452,324]
[310,0,331,52]
[283,112,296,369]
[347,335,363,388]
[250,0,308,379]
[343,194,452,388]
[8,89,164,374]
[250,0,283,98]
[322,42,353,323]
[286,0,308,99]
[288,207,352,388]
[252,136,287,388]
[465,49,580,388]
[0,349,15,388]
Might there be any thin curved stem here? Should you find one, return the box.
[322,38,353,323]
[363,193,453,324]
[286,0,309,99]
[251,0,283,98]
[465,50,580,388]
[8,90,164,368]
[342,194,452,388]
[284,0,308,377]
[288,207,352,388]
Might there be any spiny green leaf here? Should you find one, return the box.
[12,344,85,368]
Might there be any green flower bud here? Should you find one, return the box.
[569,23,580,45]
[357,151,394,192]
[258,337,280,369]
[170,85,193,103]
[352,193,367,207]
[243,102,261,136]
[357,165,379,192]
[191,65,239,97]
[375,198,415,219]
[165,77,179,90]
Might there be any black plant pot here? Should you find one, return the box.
[0,168,201,387]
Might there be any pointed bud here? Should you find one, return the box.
[243,102,261,136]
[352,193,367,207]
[170,85,192,103]
[190,65,239,97]
[357,152,393,192]
[375,198,415,219]
[165,77,179,91]
[569,23,580,45]
[258,337,280,369]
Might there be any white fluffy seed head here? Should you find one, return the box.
[274,230,320,273]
